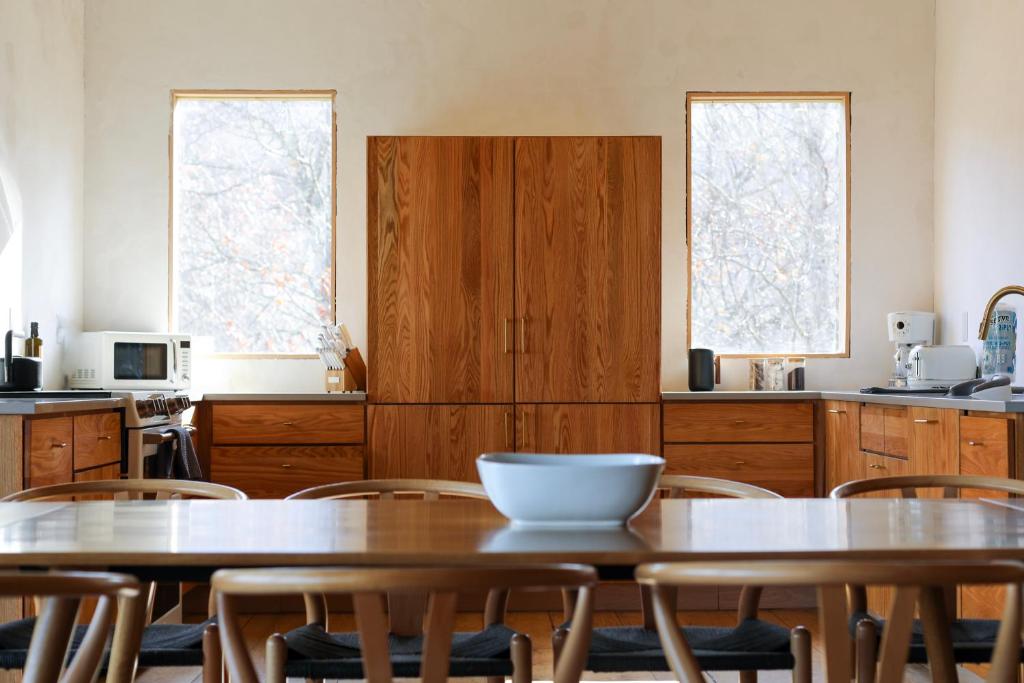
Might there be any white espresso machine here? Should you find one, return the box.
[887,311,935,387]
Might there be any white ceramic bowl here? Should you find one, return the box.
[476,452,664,527]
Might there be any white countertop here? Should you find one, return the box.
[195,392,367,402]
[661,389,1024,413]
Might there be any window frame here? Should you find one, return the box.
[168,89,338,359]
[685,91,852,359]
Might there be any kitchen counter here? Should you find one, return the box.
[195,392,367,402]
[662,389,1024,413]
[0,397,127,415]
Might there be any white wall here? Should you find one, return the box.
[0,0,84,389]
[83,0,936,392]
[934,0,1024,369]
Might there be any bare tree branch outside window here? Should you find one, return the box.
[688,95,848,356]
[171,95,334,354]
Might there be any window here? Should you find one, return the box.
[687,93,850,357]
[170,91,336,355]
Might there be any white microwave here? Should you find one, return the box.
[67,332,191,390]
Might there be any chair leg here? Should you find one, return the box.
[512,632,532,683]
[552,626,569,670]
[202,623,221,683]
[855,618,878,683]
[791,626,811,683]
[266,633,286,683]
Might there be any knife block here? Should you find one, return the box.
[324,346,367,393]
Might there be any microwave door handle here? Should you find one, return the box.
[170,341,177,384]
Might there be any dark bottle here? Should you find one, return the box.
[24,322,42,358]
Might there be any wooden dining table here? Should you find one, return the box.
[4,496,1024,682]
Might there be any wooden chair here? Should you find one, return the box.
[636,559,1024,683]
[286,479,525,681]
[1,479,246,683]
[212,564,598,683]
[285,478,489,500]
[831,474,1024,681]
[555,475,797,683]
[0,570,140,683]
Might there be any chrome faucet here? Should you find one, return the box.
[978,285,1024,340]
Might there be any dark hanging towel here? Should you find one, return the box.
[154,426,203,480]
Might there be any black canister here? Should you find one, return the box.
[688,348,716,391]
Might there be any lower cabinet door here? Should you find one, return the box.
[26,417,74,489]
[211,446,364,498]
[368,405,514,482]
[864,453,910,616]
[663,443,814,498]
[516,403,661,454]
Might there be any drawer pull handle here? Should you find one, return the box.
[913,419,937,424]
[52,442,68,449]
[97,435,112,440]
[868,463,886,470]
[968,441,982,447]
[827,409,846,414]
[733,420,746,425]
[281,422,295,426]
[734,461,746,466]
[281,464,293,469]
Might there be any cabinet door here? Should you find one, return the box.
[864,452,910,616]
[368,137,514,403]
[824,401,863,494]
[368,405,513,482]
[26,417,73,489]
[907,406,958,494]
[514,136,661,402]
[74,412,122,471]
[517,403,661,454]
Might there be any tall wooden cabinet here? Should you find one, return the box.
[367,136,662,479]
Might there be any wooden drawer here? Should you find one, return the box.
[212,403,364,445]
[662,443,814,497]
[860,405,908,458]
[211,446,364,498]
[26,417,73,488]
[518,403,661,454]
[663,402,813,443]
[74,412,121,471]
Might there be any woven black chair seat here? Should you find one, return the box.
[0,617,214,670]
[849,612,1015,664]
[584,619,795,673]
[281,623,517,678]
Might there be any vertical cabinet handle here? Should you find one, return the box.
[502,319,512,354]
[518,318,526,353]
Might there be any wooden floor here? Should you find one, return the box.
[138,610,975,683]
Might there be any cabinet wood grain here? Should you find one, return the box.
[517,403,661,455]
[883,407,909,458]
[514,136,661,403]
[864,452,911,615]
[860,405,909,458]
[907,406,957,494]
[368,405,512,482]
[859,404,885,454]
[959,416,1013,497]
[663,443,813,498]
[212,404,364,445]
[26,417,73,488]
[73,412,121,471]
[663,402,813,444]
[823,401,864,494]
[367,136,514,403]
[211,446,364,499]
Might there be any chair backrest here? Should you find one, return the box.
[658,475,783,499]
[830,473,1024,500]
[1,478,248,502]
[285,478,488,501]
[213,564,597,683]
[636,559,1024,683]
[0,571,140,683]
